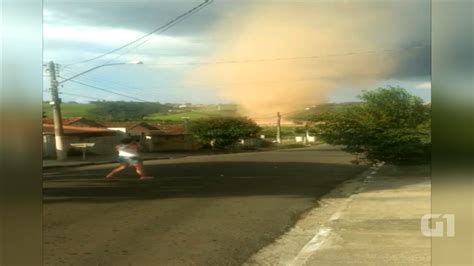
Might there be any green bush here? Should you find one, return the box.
[314,87,431,164]
[189,117,261,148]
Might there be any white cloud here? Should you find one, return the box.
[415,81,431,90]
[43,24,193,48]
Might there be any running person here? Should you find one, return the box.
[105,137,154,180]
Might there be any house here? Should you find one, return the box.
[42,117,106,128]
[43,123,124,158]
[100,121,159,136]
[143,124,201,152]
[152,123,187,135]
[145,133,201,152]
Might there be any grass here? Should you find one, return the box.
[43,102,96,118]
[43,102,240,122]
[144,106,239,122]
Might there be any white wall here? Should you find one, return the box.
[43,134,124,158]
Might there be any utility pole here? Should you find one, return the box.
[182,117,190,134]
[304,123,309,145]
[47,61,67,160]
[276,112,282,144]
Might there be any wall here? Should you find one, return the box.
[43,135,56,158]
[147,134,200,152]
[43,134,124,158]
[128,125,154,136]
[240,138,264,147]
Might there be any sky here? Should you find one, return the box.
[43,0,431,116]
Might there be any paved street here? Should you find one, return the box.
[43,145,367,266]
[247,164,431,266]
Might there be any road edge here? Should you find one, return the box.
[244,162,384,266]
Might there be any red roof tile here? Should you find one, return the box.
[100,121,158,130]
[42,124,114,134]
[42,117,105,128]
[150,124,186,135]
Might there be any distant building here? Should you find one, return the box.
[295,135,316,143]
[144,123,201,152]
[100,122,201,152]
[101,121,159,136]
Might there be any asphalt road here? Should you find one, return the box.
[43,145,367,266]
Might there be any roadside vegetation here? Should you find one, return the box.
[311,87,431,164]
[189,117,261,148]
[43,87,430,164]
[288,102,360,123]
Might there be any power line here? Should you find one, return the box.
[59,66,329,98]
[249,109,308,120]
[54,44,429,107]
[58,92,106,101]
[58,68,185,102]
[103,0,213,65]
[58,74,150,101]
[147,44,430,66]
[188,76,327,88]
[59,68,161,100]
[58,43,429,96]
[63,78,153,102]
[62,0,213,68]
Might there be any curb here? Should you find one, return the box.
[245,162,385,265]
[42,145,324,170]
[42,156,185,170]
[42,161,116,170]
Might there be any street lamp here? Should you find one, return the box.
[47,60,144,161]
[58,61,143,85]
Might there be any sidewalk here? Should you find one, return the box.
[42,152,199,169]
[42,148,279,169]
[246,164,431,266]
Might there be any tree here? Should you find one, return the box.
[189,117,261,148]
[289,102,359,122]
[87,101,167,121]
[313,87,431,164]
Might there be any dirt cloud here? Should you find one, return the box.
[187,1,429,119]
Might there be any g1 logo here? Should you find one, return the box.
[420,214,455,237]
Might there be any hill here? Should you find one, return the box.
[43,102,239,122]
[144,105,239,122]
[43,102,96,118]
[289,102,360,122]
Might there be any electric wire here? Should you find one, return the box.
[62,78,152,102]
[58,92,106,101]
[58,68,185,102]
[62,0,213,68]
[102,0,213,65]
[146,44,429,66]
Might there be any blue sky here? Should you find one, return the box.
[43,0,431,106]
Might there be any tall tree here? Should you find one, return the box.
[314,87,431,164]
